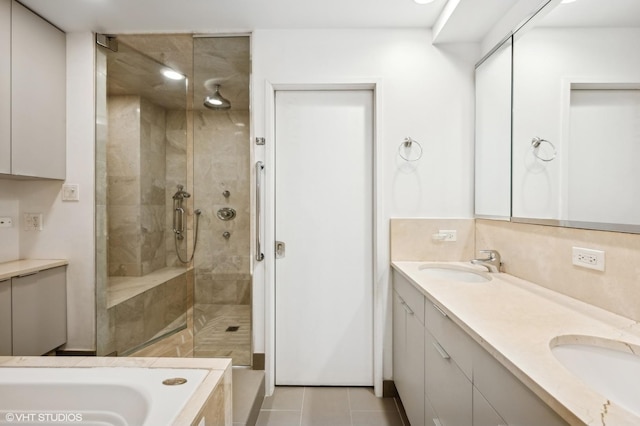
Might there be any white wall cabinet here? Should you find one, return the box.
[393,272,425,426]
[8,266,67,355]
[0,278,11,355]
[0,0,10,175]
[0,0,66,180]
[392,271,568,426]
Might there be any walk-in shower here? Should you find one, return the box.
[95,34,252,365]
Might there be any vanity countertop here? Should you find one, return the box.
[0,259,68,281]
[392,260,640,425]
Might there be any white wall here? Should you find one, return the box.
[3,33,96,351]
[251,28,478,390]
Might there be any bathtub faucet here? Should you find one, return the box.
[471,250,501,273]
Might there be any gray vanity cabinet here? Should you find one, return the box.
[0,278,11,355]
[392,269,569,426]
[425,301,473,426]
[472,341,566,426]
[11,266,67,355]
[0,0,10,175]
[0,0,66,180]
[393,272,425,426]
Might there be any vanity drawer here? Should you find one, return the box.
[393,270,424,324]
[425,300,475,379]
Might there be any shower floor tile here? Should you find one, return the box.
[194,303,251,365]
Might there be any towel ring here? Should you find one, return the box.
[531,137,556,162]
[398,137,423,162]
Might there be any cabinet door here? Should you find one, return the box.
[0,278,11,355]
[11,1,66,179]
[0,0,9,174]
[473,387,506,426]
[394,291,425,426]
[12,266,66,355]
[425,330,472,426]
[473,342,567,426]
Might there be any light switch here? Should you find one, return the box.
[62,184,80,201]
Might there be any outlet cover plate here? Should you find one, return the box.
[572,247,605,271]
[0,217,12,228]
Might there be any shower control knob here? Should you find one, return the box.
[216,207,236,221]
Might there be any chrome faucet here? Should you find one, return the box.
[471,250,502,273]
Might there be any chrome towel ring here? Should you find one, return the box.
[531,137,556,162]
[398,137,423,162]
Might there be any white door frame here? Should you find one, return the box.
[263,80,385,396]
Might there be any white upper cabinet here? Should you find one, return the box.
[0,0,10,175]
[2,0,66,180]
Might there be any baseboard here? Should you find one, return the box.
[383,380,398,398]
[252,353,265,370]
[55,349,97,356]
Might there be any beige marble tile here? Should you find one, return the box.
[390,218,475,261]
[476,219,640,323]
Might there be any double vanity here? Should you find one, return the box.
[392,261,640,425]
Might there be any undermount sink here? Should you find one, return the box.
[551,336,640,417]
[417,264,491,283]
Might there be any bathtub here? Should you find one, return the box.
[0,367,209,425]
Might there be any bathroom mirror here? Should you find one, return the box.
[510,0,640,233]
[474,36,512,220]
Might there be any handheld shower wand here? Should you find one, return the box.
[172,184,201,264]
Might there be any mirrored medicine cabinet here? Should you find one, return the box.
[475,0,640,233]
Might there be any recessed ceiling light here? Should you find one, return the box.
[162,69,185,81]
[414,0,435,4]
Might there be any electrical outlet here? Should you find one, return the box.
[24,213,43,231]
[572,247,605,271]
[0,217,12,228]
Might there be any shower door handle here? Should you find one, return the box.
[255,161,265,261]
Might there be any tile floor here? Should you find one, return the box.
[256,386,408,426]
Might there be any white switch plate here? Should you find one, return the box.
[572,247,605,271]
[439,230,457,242]
[62,184,80,201]
[24,213,43,231]
[0,217,12,228]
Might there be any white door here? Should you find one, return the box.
[275,90,373,386]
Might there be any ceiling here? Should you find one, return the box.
[20,0,451,34]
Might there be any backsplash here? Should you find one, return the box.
[476,219,640,323]
[391,218,640,323]
[390,218,475,261]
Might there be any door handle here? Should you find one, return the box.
[275,241,286,259]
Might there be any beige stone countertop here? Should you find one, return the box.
[0,259,68,281]
[392,261,640,426]
[0,356,232,425]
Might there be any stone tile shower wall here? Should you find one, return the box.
[107,95,166,276]
[193,110,251,365]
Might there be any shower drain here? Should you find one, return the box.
[225,326,240,332]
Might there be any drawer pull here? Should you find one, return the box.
[401,301,414,315]
[432,303,448,318]
[432,341,450,360]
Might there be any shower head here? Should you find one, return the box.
[203,84,231,110]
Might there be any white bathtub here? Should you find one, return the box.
[0,367,209,425]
